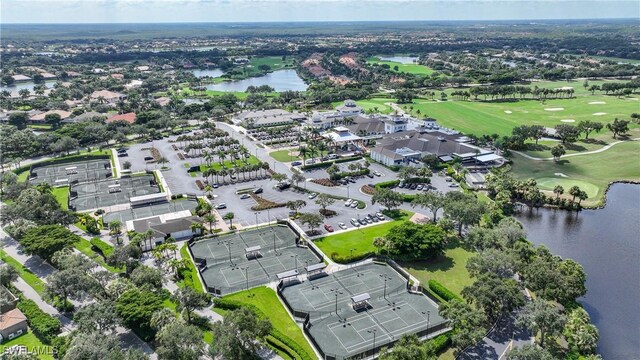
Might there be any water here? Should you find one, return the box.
[205,69,307,92]
[378,56,418,64]
[190,68,224,78]
[1,80,57,97]
[516,184,640,360]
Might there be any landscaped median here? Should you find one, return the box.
[313,210,413,263]
[213,287,316,360]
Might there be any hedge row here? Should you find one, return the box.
[90,237,114,258]
[405,177,432,184]
[301,156,363,170]
[213,298,313,360]
[333,168,370,180]
[17,298,62,343]
[330,251,375,264]
[427,333,452,354]
[428,280,462,303]
[375,180,400,189]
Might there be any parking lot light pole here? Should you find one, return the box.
[427,311,430,336]
[346,186,350,198]
[255,211,261,229]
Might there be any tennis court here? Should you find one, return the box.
[280,263,447,359]
[190,225,321,294]
[29,159,112,185]
[103,200,198,224]
[69,174,161,211]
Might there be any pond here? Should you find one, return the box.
[1,80,57,97]
[205,69,307,92]
[516,183,640,359]
[190,68,224,78]
[378,56,419,64]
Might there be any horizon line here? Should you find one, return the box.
[2,17,638,25]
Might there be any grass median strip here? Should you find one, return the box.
[0,249,47,295]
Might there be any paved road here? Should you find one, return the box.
[458,312,532,360]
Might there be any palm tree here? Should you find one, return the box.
[373,237,386,254]
[109,220,123,244]
[553,185,564,199]
[203,214,217,232]
[223,212,235,229]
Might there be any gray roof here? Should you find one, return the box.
[372,131,477,158]
[66,111,107,123]
[132,216,200,238]
[346,116,385,135]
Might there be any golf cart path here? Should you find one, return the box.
[512,138,640,161]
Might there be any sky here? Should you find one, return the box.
[2,0,638,24]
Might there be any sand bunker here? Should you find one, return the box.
[588,101,606,105]
[545,108,564,111]
[554,173,569,178]
[593,112,607,116]
[560,119,576,123]
[629,98,639,101]
[504,110,512,114]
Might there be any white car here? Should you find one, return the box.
[240,194,251,199]
[338,222,347,229]
[308,192,318,199]
[345,199,353,206]
[350,201,358,208]
[215,203,227,209]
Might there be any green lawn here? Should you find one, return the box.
[367,56,435,75]
[0,250,47,295]
[199,155,261,172]
[214,287,316,360]
[510,140,640,206]
[178,244,205,293]
[52,186,69,210]
[73,238,123,273]
[332,97,395,114]
[0,331,54,360]
[314,211,413,260]
[269,150,301,162]
[401,240,475,297]
[401,94,640,137]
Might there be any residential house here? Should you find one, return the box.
[106,112,136,124]
[0,287,27,343]
[90,90,126,104]
[29,110,72,123]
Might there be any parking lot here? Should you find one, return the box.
[119,124,462,232]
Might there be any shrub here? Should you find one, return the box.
[90,237,114,257]
[330,251,375,264]
[426,333,452,355]
[428,280,462,303]
[375,180,400,189]
[17,298,62,343]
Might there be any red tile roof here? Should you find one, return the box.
[106,112,136,124]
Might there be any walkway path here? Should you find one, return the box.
[512,138,640,161]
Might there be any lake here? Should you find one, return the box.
[205,69,307,92]
[378,55,419,64]
[190,69,224,78]
[517,184,640,360]
[1,80,57,97]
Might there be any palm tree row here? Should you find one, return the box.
[202,162,270,184]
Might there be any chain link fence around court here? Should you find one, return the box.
[188,224,322,295]
[28,159,112,186]
[69,174,160,211]
[278,262,449,360]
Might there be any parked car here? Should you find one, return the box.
[350,218,359,226]
[446,177,453,182]
[449,183,459,188]
[212,183,220,188]
[291,161,302,166]
[398,182,405,188]
[253,188,263,194]
[376,212,385,220]
[416,185,424,190]
[369,214,379,222]
[348,177,357,183]
[305,159,315,165]
[324,224,334,232]
[338,222,347,229]
[216,203,227,209]
[358,218,367,225]
[240,194,251,199]
[308,192,318,199]
[372,170,382,177]
[350,201,358,208]
[366,173,374,178]
[345,199,353,206]
[118,152,128,157]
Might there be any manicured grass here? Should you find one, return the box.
[401,240,475,297]
[73,238,123,273]
[332,97,395,114]
[367,56,435,75]
[314,210,413,259]
[17,170,30,182]
[402,94,640,137]
[0,250,47,295]
[520,137,617,158]
[178,244,205,293]
[0,331,54,360]
[180,87,278,99]
[214,287,316,360]
[270,150,301,162]
[199,155,261,172]
[510,140,640,206]
[51,186,69,210]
